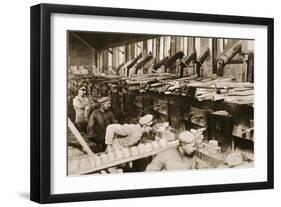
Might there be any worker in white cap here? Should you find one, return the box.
[105,114,154,151]
[146,129,204,171]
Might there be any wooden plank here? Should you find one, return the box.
[69,140,179,175]
[225,95,254,101]
[227,90,254,96]
[215,82,254,89]
[68,118,95,157]
[213,94,225,101]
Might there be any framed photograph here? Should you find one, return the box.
[30,3,274,203]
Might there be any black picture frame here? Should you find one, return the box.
[30,3,274,204]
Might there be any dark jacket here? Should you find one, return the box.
[87,108,118,142]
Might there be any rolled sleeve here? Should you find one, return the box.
[105,124,126,145]
[104,124,140,145]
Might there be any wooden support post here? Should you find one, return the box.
[183,36,188,56]
[164,36,171,57]
[247,52,254,83]
[176,36,182,52]
[188,37,195,54]
[143,40,148,58]
[152,38,157,59]
[147,39,153,55]
[170,36,176,57]
[94,52,98,69]
[159,37,164,60]
[212,38,217,74]
[125,44,130,62]
[131,43,135,59]
[108,49,112,73]
[103,50,108,73]
[195,38,201,57]
[156,37,161,61]
[218,39,224,54]
[97,52,103,73]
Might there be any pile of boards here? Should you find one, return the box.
[68,73,254,106]
[124,74,254,106]
[187,76,254,105]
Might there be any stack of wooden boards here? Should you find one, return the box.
[68,73,254,106]
[126,74,254,106]
[188,76,254,105]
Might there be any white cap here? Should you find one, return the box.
[139,114,153,126]
[178,131,195,144]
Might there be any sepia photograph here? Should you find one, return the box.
[30,3,274,203]
[66,31,255,176]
